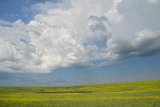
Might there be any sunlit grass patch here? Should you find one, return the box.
[0,80,160,107]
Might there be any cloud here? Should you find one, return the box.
[0,20,12,27]
[0,0,160,73]
[148,0,159,3]
[132,30,160,56]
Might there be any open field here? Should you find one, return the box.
[0,80,160,107]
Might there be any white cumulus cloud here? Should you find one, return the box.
[0,0,160,73]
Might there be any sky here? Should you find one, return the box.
[0,0,160,86]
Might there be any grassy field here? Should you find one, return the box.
[0,80,160,107]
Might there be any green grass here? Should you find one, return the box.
[0,80,160,107]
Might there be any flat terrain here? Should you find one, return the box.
[0,80,160,107]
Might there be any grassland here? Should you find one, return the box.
[0,80,160,107]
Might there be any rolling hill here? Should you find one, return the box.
[0,80,160,107]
